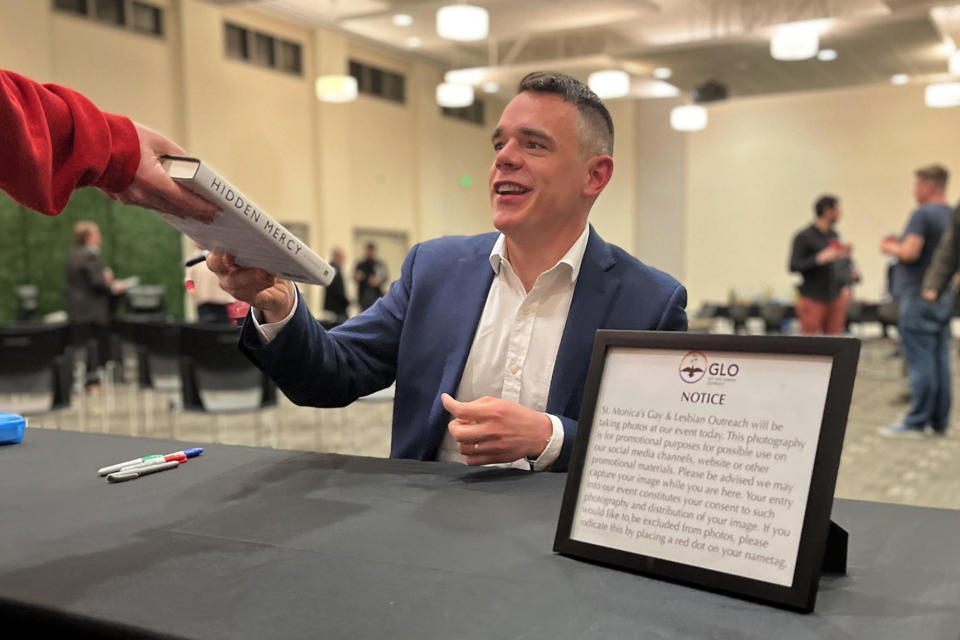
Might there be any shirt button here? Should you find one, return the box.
[522,307,533,317]
[509,364,519,375]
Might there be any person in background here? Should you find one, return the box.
[880,164,954,437]
[789,194,858,335]
[0,69,216,220]
[185,243,235,324]
[322,247,350,325]
[354,243,388,311]
[920,199,960,436]
[922,203,960,304]
[65,221,124,387]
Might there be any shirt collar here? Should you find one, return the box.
[488,225,590,283]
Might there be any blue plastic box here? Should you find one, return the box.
[0,413,26,445]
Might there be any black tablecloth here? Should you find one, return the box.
[1,430,958,639]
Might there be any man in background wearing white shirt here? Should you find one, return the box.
[208,72,687,471]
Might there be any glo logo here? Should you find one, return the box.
[708,361,740,377]
[679,351,707,383]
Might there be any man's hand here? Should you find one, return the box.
[441,393,552,466]
[815,244,848,264]
[880,237,900,256]
[109,123,219,222]
[206,251,295,322]
[922,288,939,302]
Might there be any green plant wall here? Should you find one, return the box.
[0,189,184,323]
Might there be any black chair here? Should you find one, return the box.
[0,323,73,416]
[134,321,181,392]
[14,285,38,323]
[123,321,182,436]
[760,302,786,334]
[845,299,864,333]
[729,303,750,334]
[109,318,143,383]
[178,324,276,413]
[877,300,899,338]
[124,285,167,322]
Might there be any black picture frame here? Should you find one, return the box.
[553,330,860,613]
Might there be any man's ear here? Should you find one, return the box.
[583,155,614,198]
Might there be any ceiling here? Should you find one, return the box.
[208,0,960,100]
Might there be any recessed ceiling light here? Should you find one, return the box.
[817,49,837,61]
[950,51,960,75]
[770,22,819,60]
[925,82,960,107]
[406,36,422,48]
[653,67,672,79]
[670,105,707,131]
[588,70,631,99]
[315,76,358,103]
[436,5,489,41]
[891,74,910,85]
[393,14,413,27]
[436,82,474,108]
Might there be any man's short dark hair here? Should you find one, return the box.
[915,164,949,190]
[814,195,838,218]
[517,71,614,157]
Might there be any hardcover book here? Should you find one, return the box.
[159,155,334,286]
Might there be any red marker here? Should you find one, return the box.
[118,452,187,472]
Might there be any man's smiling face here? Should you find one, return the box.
[489,92,595,239]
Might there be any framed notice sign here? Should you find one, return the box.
[554,331,860,612]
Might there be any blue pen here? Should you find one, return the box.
[164,447,204,459]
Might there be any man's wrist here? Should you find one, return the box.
[262,302,294,324]
[528,414,564,471]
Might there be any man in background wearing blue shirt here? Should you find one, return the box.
[881,164,954,437]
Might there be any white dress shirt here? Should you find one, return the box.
[438,226,589,470]
[253,226,591,471]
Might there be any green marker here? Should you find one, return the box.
[97,454,162,476]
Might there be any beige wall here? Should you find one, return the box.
[635,97,686,284]
[589,98,636,255]
[0,1,53,78]
[682,83,960,310]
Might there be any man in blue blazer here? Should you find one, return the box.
[209,72,687,472]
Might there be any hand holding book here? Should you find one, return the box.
[110,125,220,222]
[158,156,334,286]
[206,252,297,323]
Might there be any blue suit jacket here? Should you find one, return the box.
[240,226,687,471]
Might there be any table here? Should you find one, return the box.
[1,430,958,639]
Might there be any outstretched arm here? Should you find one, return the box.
[0,69,216,219]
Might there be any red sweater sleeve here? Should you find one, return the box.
[0,69,140,215]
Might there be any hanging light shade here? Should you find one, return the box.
[925,82,960,108]
[950,51,960,75]
[436,5,488,41]
[770,22,819,60]
[315,75,357,103]
[436,82,474,108]
[444,68,485,85]
[670,105,707,131]
[588,70,630,99]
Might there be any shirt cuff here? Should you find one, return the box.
[529,414,564,471]
[251,296,299,344]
